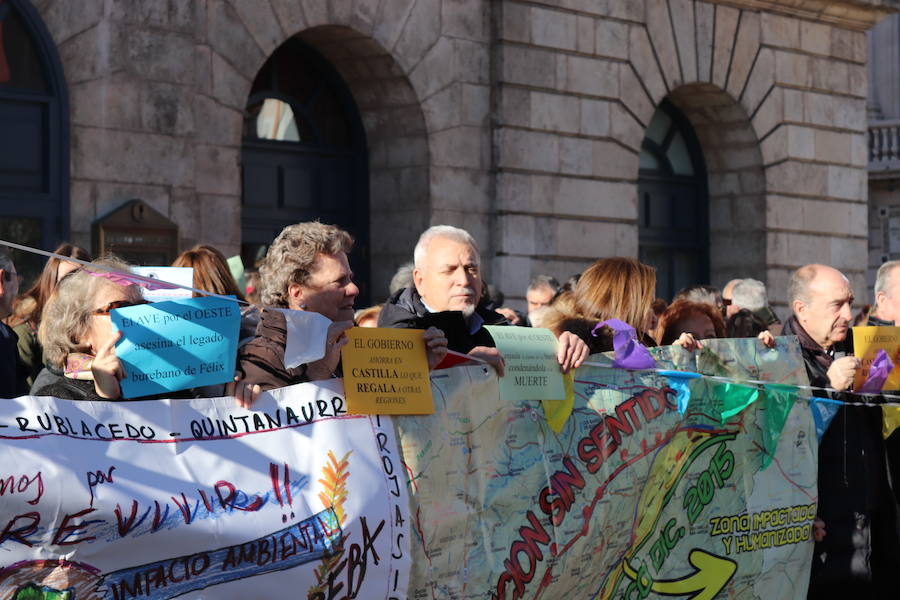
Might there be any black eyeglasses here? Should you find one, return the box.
[92,299,149,315]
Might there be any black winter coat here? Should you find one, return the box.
[378,287,508,353]
[783,316,900,593]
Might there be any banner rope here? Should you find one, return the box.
[580,360,900,407]
[6,238,900,407]
[0,238,252,306]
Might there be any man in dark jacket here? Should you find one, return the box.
[783,264,900,598]
[379,225,587,374]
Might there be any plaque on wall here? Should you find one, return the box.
[92,199,179,265]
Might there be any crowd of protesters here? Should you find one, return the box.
[1,220,899,598]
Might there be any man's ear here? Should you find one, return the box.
[0,269,7,296]
[793,299,806,321]
[412,268,424,296]
[287,283,305,309]
[876,291,887,312]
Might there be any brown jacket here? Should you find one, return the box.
[237,309,309,390]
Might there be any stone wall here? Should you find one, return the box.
[493,0,872,312]
[33,0,885,310]
[38,0,493,301]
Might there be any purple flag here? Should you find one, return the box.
[858,348,894,394]
[592,318,656,370]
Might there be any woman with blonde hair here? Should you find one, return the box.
[543,257,657,354]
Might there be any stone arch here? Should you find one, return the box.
[666,84,767,285]
[295,26,429,300]
[204,1,450,300]
[620,1,774,288]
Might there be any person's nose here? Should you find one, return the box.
[346,280,360,299]
[840,302,853,322]
[454,267,470,288]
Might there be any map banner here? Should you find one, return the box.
[0,381,409,600]
[400,337,817,599]
[1,337,817,599]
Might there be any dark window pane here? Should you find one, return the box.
[0,216,42,287]
[311,84,350,146]
[0,1,48,91]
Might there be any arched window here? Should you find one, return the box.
[241,38,370,301]
[0,0,69,284]
[638,100,708,301]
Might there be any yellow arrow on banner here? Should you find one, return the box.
[622,549,737,600]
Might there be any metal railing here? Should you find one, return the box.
[869,119,900,172]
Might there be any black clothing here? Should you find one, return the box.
[30,365,195,401]
[544,315,615,355]
[783,316,900,596]
[30,365,106,401]
[868,314,894,327]
[0,322,27,398]
[378,286,508,353]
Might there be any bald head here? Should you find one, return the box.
[789,264,854,348]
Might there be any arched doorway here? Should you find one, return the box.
[638,100,709,301]
[241,37,370,301]
[0,0,69,285]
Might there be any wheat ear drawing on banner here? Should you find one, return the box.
[308,450,352,599]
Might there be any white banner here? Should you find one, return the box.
[0,381,409,600]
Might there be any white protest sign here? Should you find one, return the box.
[0,381,410,600]
[275,309,332,368]
[132,267,194,302]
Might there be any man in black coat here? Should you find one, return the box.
[782,264,900,598]
[379,225,587,374]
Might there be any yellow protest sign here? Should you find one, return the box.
[342,328,434,415]
[852,326,900,391]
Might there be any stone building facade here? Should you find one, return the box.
[867,12,900,299]
[1,0,896,310]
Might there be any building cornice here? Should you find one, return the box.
[704,0,900,30]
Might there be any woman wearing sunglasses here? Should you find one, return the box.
[30,258,148,401]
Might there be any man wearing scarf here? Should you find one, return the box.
[782,264,900,598]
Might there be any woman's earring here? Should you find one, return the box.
[300,304,308,310]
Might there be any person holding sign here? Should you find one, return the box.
[782,264,900,598]
[30,258,151,400]
[379,225,588,374]
[237,222,448,404]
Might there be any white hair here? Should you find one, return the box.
[875,260,900,304]
[413,225,480,269]
[732,278,767,311]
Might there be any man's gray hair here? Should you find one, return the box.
[413,225,480,269]
[259,222,353,307]
[874,260,900,304]
[528,274,560,293]
[39,257,143,368]
[732,278,767,311]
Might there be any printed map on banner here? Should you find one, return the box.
[397,337,817,600]
[0,382,409,600]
